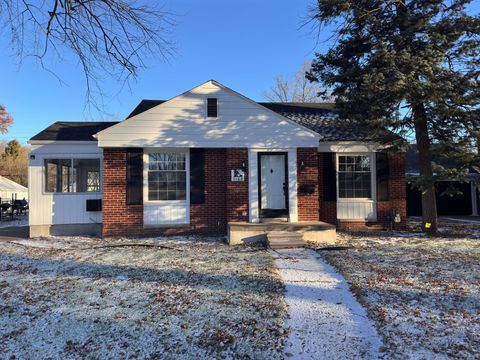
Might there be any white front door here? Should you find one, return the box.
[260,154,286,211]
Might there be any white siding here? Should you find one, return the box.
[97,81,319,148]
[28,143,103,226]
[337,201,376,221]
[144,203,188,225]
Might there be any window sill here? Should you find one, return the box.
[337,198,375,202]
[143,224,189,229]
[144,200,187,205]
[43,192,102,196]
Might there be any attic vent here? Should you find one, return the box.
[207,98,217,118]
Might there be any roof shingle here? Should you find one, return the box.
[30,121,119,141]
[30,101,401,143]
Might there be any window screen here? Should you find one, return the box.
[45,158,100,193]
[338,155,372,198]
[73,159,101,192]
[45,159,72,192]
[148,153,186,201]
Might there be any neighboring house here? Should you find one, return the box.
[406,145,479,217]
[28,80,406,239]
[0,175,28,201]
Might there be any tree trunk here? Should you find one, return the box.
[413,104,438,234]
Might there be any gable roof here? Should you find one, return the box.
[30,121,119,142]
[127,100,167,118]
[126,100,397,142]
[29,80,402,144]
[95,80,320,148]
[0,175,28,192]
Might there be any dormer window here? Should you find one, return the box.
[207,98,217,118]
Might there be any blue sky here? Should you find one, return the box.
[1,1,477,145]
[0,0,327,144]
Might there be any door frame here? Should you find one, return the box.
[257,152,289,218]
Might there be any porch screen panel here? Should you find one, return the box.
[73,159,101,192]
[44,159,72,193]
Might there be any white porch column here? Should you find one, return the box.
[287,149,298,222]
[248,149,259,223]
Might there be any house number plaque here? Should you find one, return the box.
[231,169,245,182]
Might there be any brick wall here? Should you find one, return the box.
[103,149,143,237]
[297,148,320,221]
[318,154,337,224]
[190,149,227,233]
[318,151,407,229]
[226,148,249,222]
[103,148,233,238]
[377,152,407,229]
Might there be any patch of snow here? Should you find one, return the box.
[440,216,480,224]
[0,216,28,228]
[0,237,287,359]
[272,248,382,359]
[321,223,480,359]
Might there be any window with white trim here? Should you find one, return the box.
[338,155,372,198]
[148,153,186,201]
[45,158,101,193]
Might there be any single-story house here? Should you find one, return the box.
[0,175,28,201]
[406,145,479,217]
[28,80,407,241]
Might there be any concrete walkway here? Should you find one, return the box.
[271,248,382,360]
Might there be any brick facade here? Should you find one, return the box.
[297,148,320,221]
[376,152,407,229]
[190,149,228,234]
[102,148,406,237]
[103,149,144,237]
[102,148,248,238]
[319,151,407,229]
[226,148,249,222]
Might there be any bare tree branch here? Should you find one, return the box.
[0,0,176,109]
[263,60,327,103]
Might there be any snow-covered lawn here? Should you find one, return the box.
[0,236,286,359]
[0,215,28,228]
[318,220,480,359]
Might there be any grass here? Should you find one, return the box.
[318,220,480,359]
[0,236,286,359]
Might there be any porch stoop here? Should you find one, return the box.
[227,221,336,246]
[267,231,304,249]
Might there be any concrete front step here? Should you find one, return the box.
[261,217,288,223]
[267,231,305,249]
[227,221,336,246]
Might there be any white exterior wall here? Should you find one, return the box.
[28,143,103,226]
[97,81,319,149]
